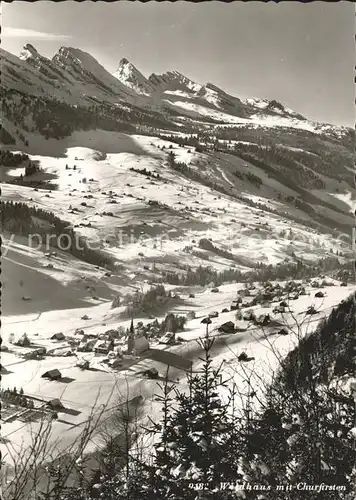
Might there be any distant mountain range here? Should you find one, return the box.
[1,44,351,138]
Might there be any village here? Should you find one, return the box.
[1,275,350,437]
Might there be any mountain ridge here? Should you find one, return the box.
[2,44,351,136]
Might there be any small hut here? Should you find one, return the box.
[16,334,31,347]
[41,369,62,380]
[47,398,64,410]
[51,332,65,341]
[218,321,235,334]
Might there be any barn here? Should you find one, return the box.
[218,321,235,334]
[230,300,240,311]
[51,332,65,341]
[47,398,64,409]
[41,369,62,380]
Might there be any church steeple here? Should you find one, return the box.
[127,318,135,353]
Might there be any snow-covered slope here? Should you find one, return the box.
[1,131,352,299]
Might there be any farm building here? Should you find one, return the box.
[78,338,96,352]
[256,314,271,326]
[230,299,240,311]
[218,321,235,334]
[16,334,30,347]
[41,369,62,380]
[94,340,111,356]
[76,359,90,370]
[23,347,46,359]
[51,332,66,341]
[47,398,64,410]
[143,368,159,379]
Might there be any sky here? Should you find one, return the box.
[2,1,354,127]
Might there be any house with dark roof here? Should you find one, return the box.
[41,369,62,380]
[51,332,65,341]
[218,321,235,334]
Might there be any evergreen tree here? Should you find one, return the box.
[144,334,243,499]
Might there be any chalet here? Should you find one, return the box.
[251,294,264,306]
[218,321,235,334]
[51,332,65,341]
[315,291,325,298]
[105,329,119,340]
[238,352,255,362]
[187,311,196,320]
[256,314,271,326]
[78,338,96,352]
[16,334,30,347]
[23,347,46,359]
[41,369,62,380]
[241,298,253,308]
[278,328,289,336]
[94,340,111,356]
[76,359,90,370]
[143,368,159,379]
[306,306,318,315]
[47,398,64,410]
[273,305,286,314]
[243,311,256,322]
[230,299,240,311]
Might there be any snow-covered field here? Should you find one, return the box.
[2,131,347,289]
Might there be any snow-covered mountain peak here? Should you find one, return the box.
[244,97,306,120]
[119,57,130,65]
[19,43,40,62]
[113,58,153,95]
[52,46,97,68]
[149,70,202,93]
